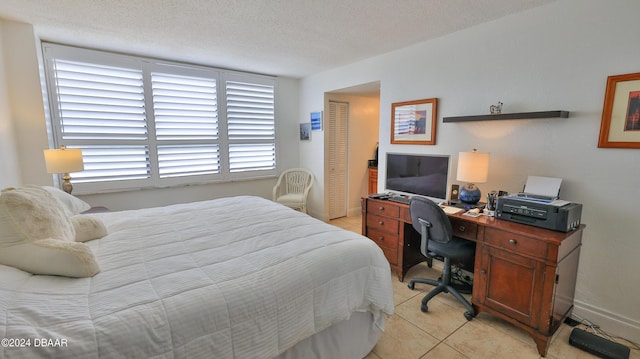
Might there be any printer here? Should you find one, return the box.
[496,196,582,232]
[495,175,582,232]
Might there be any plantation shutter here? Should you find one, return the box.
[43,43,279,193]
[226,80,276,173]
[48,58,151,183]
[151,72,220,178]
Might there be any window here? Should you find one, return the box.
[42,43,277,193]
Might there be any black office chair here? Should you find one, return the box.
[407,197,476,321]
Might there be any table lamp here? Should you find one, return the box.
[456,149,489,204]
[44,145,84,194]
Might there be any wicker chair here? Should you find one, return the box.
[272,168,313,213]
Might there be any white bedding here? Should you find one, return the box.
[0,196,394,358]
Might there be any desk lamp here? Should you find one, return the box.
[44,145,84,194]
[456,149,489,204]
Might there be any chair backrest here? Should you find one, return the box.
[282,168,313,194]
[410,196,453,256]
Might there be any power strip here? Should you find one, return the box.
[569,328,630,359]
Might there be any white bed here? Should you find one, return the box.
[0,195,394,358]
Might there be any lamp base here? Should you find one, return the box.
[61,173,73,194]
[459,183,481,204]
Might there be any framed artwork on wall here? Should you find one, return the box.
[391,98,438,145]
[310,111,323,131]
[598,72,640,149]
[299,123,311,141]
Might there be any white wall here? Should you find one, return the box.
[300,0,639,341]
[0,19,301,211]
[2,21,50,186]
[0,22,21,189]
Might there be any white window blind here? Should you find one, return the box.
[226,80,276,173]
[43,43,278,193]
[52,59,147,141]
[151,73,218,141]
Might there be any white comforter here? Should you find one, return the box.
[0,196,394,358]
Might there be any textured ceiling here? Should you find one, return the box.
[0,0,556,78]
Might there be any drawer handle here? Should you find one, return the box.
[458,225,465,232]
[378,206,384,211]
[378,221,384,226]
[378,236,384,241]
[509,239,517,245]
[480,270,486,274]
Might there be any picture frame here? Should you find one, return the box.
[299,123,311,141]
[391,98,438,145]
[598,72,640,149]
[310,111,323,131]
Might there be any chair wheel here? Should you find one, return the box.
[464,311,474,321]
[421,303,428,313]
[408,282,415,290]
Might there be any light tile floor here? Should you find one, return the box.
[328,215,640,359]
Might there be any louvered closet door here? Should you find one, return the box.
[327,101,349,219]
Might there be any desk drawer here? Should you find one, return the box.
[367,214,400,234]
[450,218,478,241]
[366,228,399,265]
[483,227,547,258]
[368,201,400,218]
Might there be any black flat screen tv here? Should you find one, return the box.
[385,153,450,202]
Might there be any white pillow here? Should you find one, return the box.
[0,186,100,277]
[41,186,91,214]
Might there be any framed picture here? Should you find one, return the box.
[598,72,640,149]
[391,98,438,145]
[299,123,311,141]
[310,111,323,131]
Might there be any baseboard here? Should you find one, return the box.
[572,299,639,344]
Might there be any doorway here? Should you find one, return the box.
[324,81,380,220]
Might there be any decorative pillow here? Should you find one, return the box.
[71,214,108,243]
[41,185,91,214]
[0,186,100,277]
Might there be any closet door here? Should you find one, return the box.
[327,101,349,219]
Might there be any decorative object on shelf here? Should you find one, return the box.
[443,110,569,122]
[598,72,640,149]
[43,145,84,194]
[489,101,503,114]
[310,111,323,131]
[391,98,438,145]
[299,123,311,141]
[456,149,490,204]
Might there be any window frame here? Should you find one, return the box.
[42,43,278,194]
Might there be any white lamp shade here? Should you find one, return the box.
[44,148,84,174]
[457,150,489,183]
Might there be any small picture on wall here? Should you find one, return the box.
[310,111,323,131]
[300,123,311,141]
[598,72,640,148]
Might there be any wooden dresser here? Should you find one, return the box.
[361,197,585,357]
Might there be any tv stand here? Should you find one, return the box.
[361,197,585,357]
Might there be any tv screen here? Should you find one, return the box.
[385,153,449,201]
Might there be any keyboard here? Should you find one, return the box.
[388,196,411,204]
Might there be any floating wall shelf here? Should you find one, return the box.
[443,110,569,123]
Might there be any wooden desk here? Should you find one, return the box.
[361,197,584,357]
